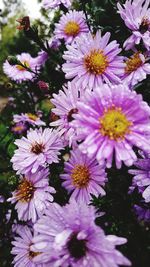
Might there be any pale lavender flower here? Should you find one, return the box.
[63,31,125,90]
[32,201,131,267]
[54,10,89,44]
[50,81,82,146]
[42,0,72,9]
[11,128,63,175]
[13,113,46,127]
[60,148,107,203]
[8,168,56,222]
[117,0,150,50]
[122,51,150,87]
[3,53,41,83]
[72,83,150,169]
[11,225,44,267]
[129,151,150,202]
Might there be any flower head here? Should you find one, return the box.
[60,148,107,203]
[73,84,150,168]
[8,168,55,222]
[129,151,150,202]
[11,128,63,174]
[11,226,43,267]
[118,0,150,50]
[50,82,83,146]
[3,53,40,83]
[42,0,72,9]
[32,201,131,267]
[54,10,89,44]
[134,203,150,222]
[13,113,46,127]
[63,31,125,90]
[11,122,28,135]
[122,51,150,87]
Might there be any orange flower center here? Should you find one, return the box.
[84,49,108,75]
[125,52,143,74]
[16,179,35,202]
[64,21,80,36]
[71,165,90,188]
[13,125,24,132]
[16,61,30,71]
[29,250,41,259]
[27,113,38,121]
[100,105,132,140]
[31,142,45,154]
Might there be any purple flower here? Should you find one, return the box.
[117,0,150,51]
[63,31,125,90]
[72,84,150,169]
[50,81,83,146]
[11,122,28,134]
[13,113,46,127]
[3,53,41,83]
[11,128,63,174]
[42,0,72,9]
[11,225,43,267]
[32,201,131,267]
[129,152,150,202]
[54,10,89,44]
[8,168,56,222]
[60,148,107,203]
[122,51,150,87]
[134,204,150,222]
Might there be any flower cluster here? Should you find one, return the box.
[2,0,150,266]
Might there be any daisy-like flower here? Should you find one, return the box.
[72,84,150,169]
[13,113,46,127]
[11,122,28,135]
[50,82,83,146]
[129,152,150,202]
[60,148,107,203]
[42,0,72,9]
[11,128,63,175]
[11,225,44,267]
[3,53,40,83]
[54,10,89,44]
[122,51,150,87]
[8,168,56,222]
[63,31,125,90]
[32,201,131,267]
[117,0,150,51]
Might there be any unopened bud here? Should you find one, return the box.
[37,81,49,92]
[16,16,30,31]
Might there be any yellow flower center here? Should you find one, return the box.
[125,52,143,74]
[64,21,80,36]
[13,125,24,132]
[16,61,30,71]
[27,113,38,121]
[16,179,35,202]
[71,165,90,188]
[100,106,132,140]
[29,250,41,259]
[84,49,108,75]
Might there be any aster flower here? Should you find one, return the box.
[11,122,28,135]
[13,113,46,127]
[42,0,72,9]
[60,148,107,203]
[8,168,56,222]
[122,51,150,87]
[63,31,125,90]
[3,53,41,83]
[50,81,83,146]
[11,225,44,267]
[54,10,89,44]
[72,83,150,169]
[11,128,63,175]
[32,201,131,267]
[117,0,150,51]
[129,152,150,202]
[134,203,150,222]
